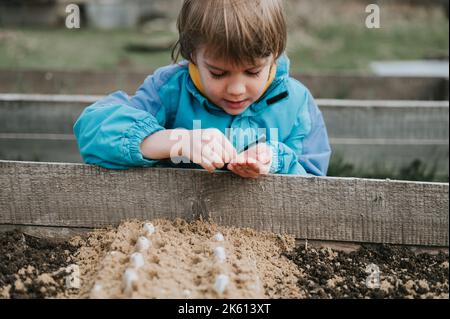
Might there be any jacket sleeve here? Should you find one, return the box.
[73,67,177,170]
[267,91,332,176]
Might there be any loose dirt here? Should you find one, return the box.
[1,219,448,299]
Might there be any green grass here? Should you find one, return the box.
[0,28,175,72]
[0,13,448,73]
[287,19,449,73]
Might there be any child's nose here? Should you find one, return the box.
[226,81,246,97]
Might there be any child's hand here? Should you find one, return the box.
[228,143,273,179]
[178,128,237,173]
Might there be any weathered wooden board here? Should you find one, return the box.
[0,138,81,163]
[1,138,447,180]
[0,161,448,246]
[1,95,448,137]
[1,70,448,100]
[1,94,448,178]
[0,94,92,133]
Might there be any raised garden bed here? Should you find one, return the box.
[0,161,448,298]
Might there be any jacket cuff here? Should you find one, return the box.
[266,141,282,174]
[123,116,165,166]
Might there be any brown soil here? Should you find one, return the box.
[0,230,77,298]
[286,244,449,299]
[0,219,448,299]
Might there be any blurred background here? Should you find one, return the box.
[0,0,448,181]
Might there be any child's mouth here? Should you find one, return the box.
[223,99,249,109]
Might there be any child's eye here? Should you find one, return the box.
[209,70,260,79]
[245,70,261,77]
[210,71,226,79]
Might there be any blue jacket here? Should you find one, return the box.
[73,55,331,175]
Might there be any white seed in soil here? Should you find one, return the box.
[122,268,138,294]
[143,223,155,236]
[65,264,81,289]
[93,284,103,292]
[90,283,104,299]
[214,274,229,294]
[249,278,261,293]
[214,246,226,263]
[129,252,145,269]
[214,233,225,242]
[135,236,151,252]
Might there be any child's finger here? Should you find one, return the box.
[229,163,251,177]
[230,154,247,165]
[217,144,234,164]
[234,162,260,175]
[245,161,270,176]
[237,151,258,164]
[200,158,216,173]
[219,135,238,161]
[228,164,242,176]
[234,166,258,178]
[241,165,260,178]
[245,162,261,174]
[202,145,224,169]
[245,155,258,164]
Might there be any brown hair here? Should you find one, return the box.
[171,0,287,66]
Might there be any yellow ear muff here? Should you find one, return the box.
[188,62,207,97]
[264,64,277,92]
[188,62,277,99]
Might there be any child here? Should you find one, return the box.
[74,0,331,178]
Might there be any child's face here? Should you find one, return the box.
[195,47,274,115]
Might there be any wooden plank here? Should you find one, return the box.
[0,70,146,96]
[299,74,449,101]
[0,160,448,246]
[0,138,447,181]
[1,95,447,178]
[330,143,449,180]
[1,70,447,100]
[0,94,94,134]
[320,100,449,140]
[1,94,448,138]
[0,138,81,163]
[319,100,449,178]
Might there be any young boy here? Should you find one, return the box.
[74,0,331,178]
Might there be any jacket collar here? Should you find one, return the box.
[185,55,290,116]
